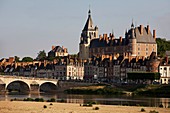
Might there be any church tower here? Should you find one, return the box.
[79,9,98,60]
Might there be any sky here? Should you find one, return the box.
[0,0,170,59]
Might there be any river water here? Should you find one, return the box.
[0,93,169,108]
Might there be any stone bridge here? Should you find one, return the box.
[0,75,58,93]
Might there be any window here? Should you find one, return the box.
[138,52,140,55]
[94,32,96,37]
[146,48,148,51]
[146,52,148,55]
[164,67,167,70]
[138,48,140,50]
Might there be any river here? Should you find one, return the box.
[0,93,169,108]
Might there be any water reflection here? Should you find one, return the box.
[0,93,169,108]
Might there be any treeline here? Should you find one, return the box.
[156,38,170,57]
[134,85,170,97]
[65,86,124,95]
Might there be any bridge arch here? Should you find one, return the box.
[6,80,30,93]
[39,82,57,92]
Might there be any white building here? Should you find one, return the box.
[54,62,84,80]
[159,65,170,84]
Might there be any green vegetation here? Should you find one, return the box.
[43,105,47,108]
[127,72,160,82]
[133,85,170,97]
[141,108,146,112]
[58,98,65,103]
[65,85,124,95]
[14,56,20,62]
[22,57,33,62]
[149,110,159,113]
[156,38,170,57]
[47,98,56,102]
[65,84,170,97]
[36,50,46,61]
[23,98,44,102]
[93,107,99,110]
[159,104,163,108]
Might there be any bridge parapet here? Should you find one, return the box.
[0,75,58,94]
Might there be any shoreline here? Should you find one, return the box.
[0,101,169,113]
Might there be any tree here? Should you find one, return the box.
[36,50,46,61]
[127,72,160,83]
[22,57,33,62]
[14,56,20,62]
[156,38,170,57]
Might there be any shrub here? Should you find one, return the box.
[43,105,47,108]
[60,99,65,103]
[47,98,56,102]
[23,98,34,101]
[93,107,99,110]
[91,101,97,104]
[141,108,145,112]
[159,104,163,108]
[50,98,56,102]
[149,110,159,113]
[35,98,44,102]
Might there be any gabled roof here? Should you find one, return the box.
[49,46,64,53]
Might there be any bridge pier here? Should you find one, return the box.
[0,84,6,94]
[30,84,40,94]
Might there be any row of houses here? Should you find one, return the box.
[0,52,170,84]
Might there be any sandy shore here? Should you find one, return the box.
[0,101,169,113]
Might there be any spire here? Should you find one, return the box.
[83,9,94,31]
[88,4,91,16]
[88,9,91,17]
[131,18,134,28]
[112,29,114,37]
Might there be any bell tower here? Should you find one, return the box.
[79,9,98,60]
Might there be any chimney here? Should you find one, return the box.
[140,25,143,35]
[166,56,168,64]
[109,33,113,37]
[9,57,14,63]
[52,46,55,50]
[153,30,156,40]
[103,34,107,40]
[106,37,109,42]
[64,48,67,53]
[147,25,150,34]
[119,36,122,43]
[109,55,112,61]
[99,35,102,41]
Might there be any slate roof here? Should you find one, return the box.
[49,46,64,53]
[127,26,156,43]
[90,25,156,48]
[83,10,94,31]
[90,38,128,48]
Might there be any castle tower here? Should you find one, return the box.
[129,22,137,57]
[79,9,98,60]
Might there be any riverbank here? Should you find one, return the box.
[65,84,170,97]
[0,101,169,113]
